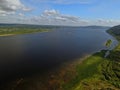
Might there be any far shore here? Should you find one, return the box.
[0,30,50,37]
[0,34,15,37]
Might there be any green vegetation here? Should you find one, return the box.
[62,25,120,90]
[63,50,108,90]
[63,50,120,90]
[0,25,50,36]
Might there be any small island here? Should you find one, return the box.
[105,39,112,47]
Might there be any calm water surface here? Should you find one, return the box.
[0,27,118,85]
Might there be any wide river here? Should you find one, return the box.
[0,26,118,89]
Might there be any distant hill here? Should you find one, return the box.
[81,25,110,29]
[0,23,59,29]
[0,23,110,29]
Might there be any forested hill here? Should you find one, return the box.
[107,25,120,39]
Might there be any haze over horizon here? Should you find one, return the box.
[0,0,120,26]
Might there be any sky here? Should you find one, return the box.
[0,0,120,26]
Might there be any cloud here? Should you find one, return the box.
[0,9,87,26]
[35,0,95,4]
[0,0,31,16]
[18,13,24,17]
[0,9,120,26]
[43,9,59,16]
[94,19,120,26]
[33,9,84,25]
[41,9,80,22]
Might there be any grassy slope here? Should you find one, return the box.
[64,51,120,90]
[63,27,120,90]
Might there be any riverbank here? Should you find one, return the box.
[0,54,91,90]
[65,50,120,90]
[62,28,120,90]
[0,34,15,36]
[64,50,118,90]
[0,30,49,37]
[0,26,50,37]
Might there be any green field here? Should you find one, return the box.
[0,26,50,36]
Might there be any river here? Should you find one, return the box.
[0,26,118,89]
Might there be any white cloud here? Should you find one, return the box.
[0,9,88,26]
[35,0,96,4]
[0,0,31,15]
[43,9,59,16]
[18,13,24,16]
[40,9,81,23]
[0,9,120,26]
[94,19,120,26]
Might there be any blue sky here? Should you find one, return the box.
[21,0,120,19]
[0,0,120,26]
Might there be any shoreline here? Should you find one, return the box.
[1,54,91,90]
[0,31,50,37]
[0,34,15,37]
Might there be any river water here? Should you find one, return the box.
[0,26,118,89]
